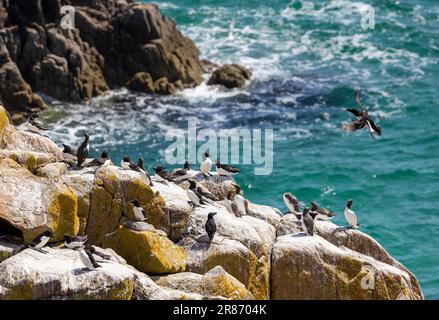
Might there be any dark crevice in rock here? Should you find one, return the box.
[0,216,23,237]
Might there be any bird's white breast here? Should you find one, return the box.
[34,236,50,249]
[200,158,212,173]
[79,250,96,270]
[344,207,358,228]
[187,190,200,205]
[133,206,145,221]
[235,195,246,215]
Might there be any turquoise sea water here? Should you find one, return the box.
[46,1,439,298]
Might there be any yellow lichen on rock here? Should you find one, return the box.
[47,187,79,241]
[102,226,186,274]
[0,106,10,145]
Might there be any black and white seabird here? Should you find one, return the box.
[216,161,240,176]
[310,201,336,221]
[283,192,302,216]
[85,149,110,167]
[25,113,49,133]
[64,234,88,249]
[223,191,240,217]
[62,144,77,156]
[233,184,249,216]
[121,156,152,185]
[200,152,213,176]
[137,157,153,186]
[344,199,360,229]
[78,247,101,271]
[186,179,207,206]
[172,162,195,182]
[342,91,382,140]
[30,230,53,252]
[76,130,90,168]
[130,199,146,222]
[205,212,217,242]
[301,208,317,236]
[196,186,218,202]
[153,165,171,183]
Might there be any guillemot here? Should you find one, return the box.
[137,157,153,186]
[344,199,360,229]
[130,199,146,222]
[186,179,208,206]
[172,162,195,182]
[76,130,90,168]
[78,247,101,271]
[205,212,217,242]
[310,201,336,221]
[233,184,249,216]
[223,191,240,217]
[301,208,317,236]
[200,152,213,176]
[121,156,152,185]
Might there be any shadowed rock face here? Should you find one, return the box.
[0,0,204,121]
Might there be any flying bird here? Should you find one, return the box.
[342,91,382,140]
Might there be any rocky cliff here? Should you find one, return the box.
[0,0,208,122]
[0,106,424,300]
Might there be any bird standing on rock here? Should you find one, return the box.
[130,199,146,222]
[153,165,171,183]
[301,208,317,236]
[172,162,195,182]
[62,144,77,156]
[344,199,360,229]
[30,230,53,252]
[233,184,249,216]
[85,149,110,167]
[121,156,152,185]
[186,179,207,206]
[200,152,213,176]
[76,130,90,168]
[310,201,336,221]
[137,157,153,186]
[205,212,217,242]
[25,113,48,133]
[223,191,240,217]
[78,247,101,271]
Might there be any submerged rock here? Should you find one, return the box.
[207,64,252,89]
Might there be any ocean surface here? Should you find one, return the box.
[44,0,439,299]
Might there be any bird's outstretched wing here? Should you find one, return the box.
[368,118,382,136]
[342,119,366,132]
[354,91,368,114]
[346,108,363,117]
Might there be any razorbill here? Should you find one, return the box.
[121,156,152,185]
[187,180,207,206]
[200,152,213,176]
[310,201,336,221]
[64,234,88,249]
[62,144,77,156]
[344,199,360,229]
[130,199,145,222]
[172,162,195,182]
[153,165,171,183]
[30,230,53,251]
[76,130,90,168]
[205,212,217,242]
[85,149,110,167]
[223,191,240,217]
[216,161,240,176]
[283,192,302,215]
[301,208,317,236]
[25,113,48,133]
[342,91,382,140]
[233,184,248,216]
[196,186,218,202]
[78,247,101,271]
